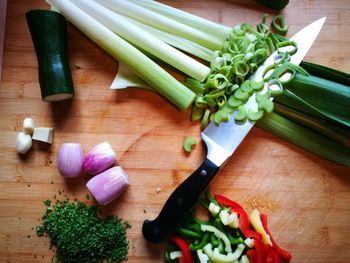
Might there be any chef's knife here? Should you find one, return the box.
[142,17,326,243]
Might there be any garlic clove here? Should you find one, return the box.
[23,117,36,135]
[83,141,116,175]
[16,132,32,154]
[86,166,129,205]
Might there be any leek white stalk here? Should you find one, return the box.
[95,0,224,50]
[70,0,210,82]
[125,16,214,62]
[47,0,195,110]
[110,64,153,90]
[128,0,232,41]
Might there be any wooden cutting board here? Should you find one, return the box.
[0,0,349,262]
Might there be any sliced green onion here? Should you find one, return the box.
[234,106,247,123]
[250,79,265,91]
[258,99,274,113]
[276,40,298,55]
[191,106,203,121]
[271,15,289,35]
[255,91,271,102]
[247,109,264,122]
[227,95,244,108]
[267,79,283,96]
[201,109,211,129]
[183,136,197,153]
[213,109,230,126]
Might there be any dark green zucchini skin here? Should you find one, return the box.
[254,0,289,10]
[26,9,75,101]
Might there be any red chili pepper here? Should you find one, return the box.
[260,213,292,261]
[170,236,193,263]
[231,208,251,237]
[245,229,262,240]
[247,249,258,263]
[254,238,267,263]
[265,244,281,263]
[214,194,245,210]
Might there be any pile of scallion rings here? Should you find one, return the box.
[186,15,306,129]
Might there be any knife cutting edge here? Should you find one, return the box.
[142,17,326,243]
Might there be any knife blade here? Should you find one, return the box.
[142,17,326,243]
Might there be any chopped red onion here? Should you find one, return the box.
[86,166,129,205]
[83,141,116,175]
[57,143,84,178]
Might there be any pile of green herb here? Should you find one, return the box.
[36,198,131,263]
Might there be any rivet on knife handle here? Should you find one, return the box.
[142,158,219,243]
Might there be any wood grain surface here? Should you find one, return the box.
[1,0,350,262]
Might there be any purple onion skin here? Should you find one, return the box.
[83,141,116,175]
[86,166,129,205]
[57,143,84,178]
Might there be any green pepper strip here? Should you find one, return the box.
[272,15,289,35]
[188,223,202,233]
[210,233,220,246]
[227,233,244,245]
[206,190,218,205]
[189,232,210,251]
[191,210,209,225]
[178,227,203,239]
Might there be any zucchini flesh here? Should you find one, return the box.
[26,9,74,101]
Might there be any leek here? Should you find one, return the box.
[125,18,215,62]
[274,103,349,145]
[257,112,350,167]
[95,0,225,50]
[50,0,349,166]
[285,73,350,128]
[127,0,231,41]
[300,61,350,86]
[47,0,195,111]
[70,0,210,82]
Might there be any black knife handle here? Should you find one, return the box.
[142,158,219,243]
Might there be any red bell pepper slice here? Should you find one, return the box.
[245,229,262,240]
[260,213,292,261]
[254,238,267,263]
[214,194,252,238]
[231,208,251,237]
[170,236,193,263]
[214,194,245,210]
[266,244,281,263]
[247,249,258,263]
